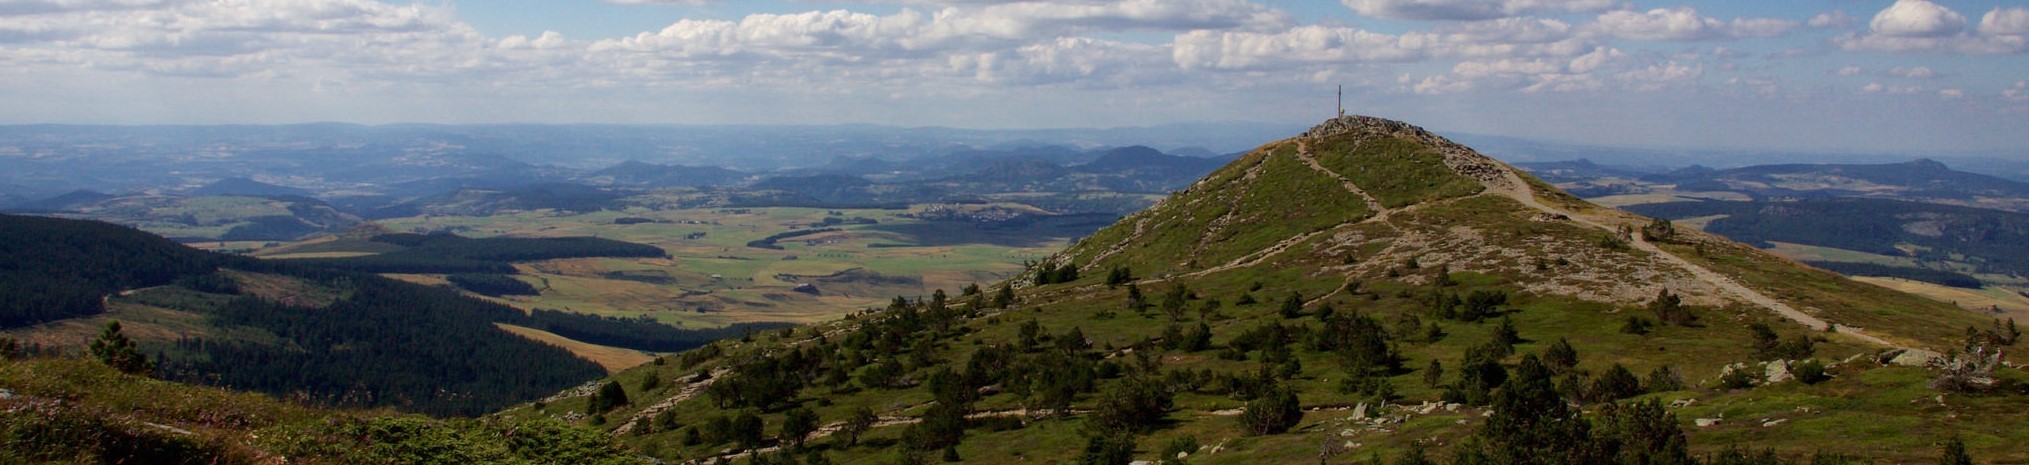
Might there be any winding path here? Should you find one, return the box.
[1482,169,1906,350]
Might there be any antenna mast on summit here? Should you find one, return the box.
[1337,85,1345,118]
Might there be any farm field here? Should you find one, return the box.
[264,205,1081,329]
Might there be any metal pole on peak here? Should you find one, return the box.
[1337,85,1345,118]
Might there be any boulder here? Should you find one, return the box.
[1764,360,1794,384]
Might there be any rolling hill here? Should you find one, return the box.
[0,214,772,417]
[1625,197,2029,280]
[517,116,2022,464]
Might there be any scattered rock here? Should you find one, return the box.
[1891,349,1939,367]
[1765,360,1795,384]
[1443,403,1461,412]
[1352,402,1369,419]
[1762,419,1787,428]
[141,422,194,436]
[1669,398,1697,408]
[1695,418,1722,427]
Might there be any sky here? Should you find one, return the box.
[1,0,2026,153]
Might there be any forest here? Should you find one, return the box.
[0,215,777,416]
[281,232,665,273]
[0,214,228,328]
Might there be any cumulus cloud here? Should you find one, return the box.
[1836,0,2027,54]
[2006,81,2029,100]
[1981,7,2029,36]
[1834,66,1862,76]
[1593,7,1796,41]
[1937,88,1963,98]
[1341,0,1626,21]
[1870,0,1965,37]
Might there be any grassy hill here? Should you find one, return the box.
[0,214,776,417]
[0,356,645,464]
[521,117,2023,464]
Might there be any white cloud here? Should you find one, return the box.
[1341,0,1626,21]
[1615,60,1701,91]
[1861,82,1925,94]
[1835,66,1862,76]
[1808,10,1852,29]
[1886,66,1935,79]
[953,37,1176,86]
[604,0,710,4]
[1937,88,1963,99]
[1593,7,1795,41]
[2006,81,2029,100]
[1870,0,1965,38]
[1172,25,1424,71]
[1835,0,2028,54]
[1981,7,2029,36]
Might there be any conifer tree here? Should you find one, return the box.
[89,320,152,376]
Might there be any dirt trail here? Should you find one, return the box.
[1295,140,1389,220]
[1482,169,1906,350]
[612,368,728,435]
[1162,143,1399,282]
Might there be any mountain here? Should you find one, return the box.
[509,117,2018,464]
[187,177,314,197]
[10,189,117,212]
[14,194,363,241]
[1071,145,1230,192]
[1625,197,2029,278]
[587,161,748,187]
[1641,158,2029,202]
[1512,158,1658,183]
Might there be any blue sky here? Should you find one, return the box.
[1,0,2025,153]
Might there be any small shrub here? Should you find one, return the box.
[1792,359,1829,385]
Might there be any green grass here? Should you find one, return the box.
[0,357,646,464]
[1311,135,1483,209]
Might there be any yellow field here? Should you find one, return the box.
[1853,277,2029,322]
[494,323,655,372]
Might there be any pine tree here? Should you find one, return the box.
[1542,338,1578,373]
[781,406,819,449]
[1939,437,1973,465]
[839,406,877,447]
[1279,291,1304,318]
[88,320,152,376]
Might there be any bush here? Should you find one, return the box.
[1587,364,1643,403]
[1644,366,1685,392]
[1239,386,1301,435]
[1080,431,1136,465]
[1792,359,1830,385]
[1715,366,1758,390]
[1162,436,1200,461]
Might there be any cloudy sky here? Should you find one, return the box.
[2,0,2025,153]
